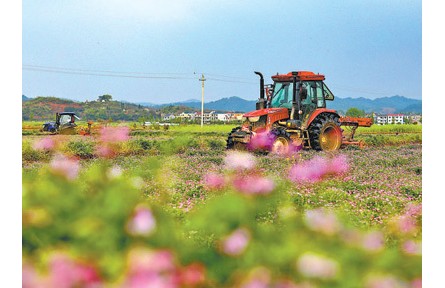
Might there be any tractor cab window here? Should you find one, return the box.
[323,83,334,101]
[59,114,72,125]
[301,81,325,108]
[270,82,293,109]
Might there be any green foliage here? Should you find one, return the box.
[64,140,95,158]
[345,107,365,117]
[22,141,51,162]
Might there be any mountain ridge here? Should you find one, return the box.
[139,95,422,114]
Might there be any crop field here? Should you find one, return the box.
[22,123,422,287]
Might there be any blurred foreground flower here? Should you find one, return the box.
[124,248,176,288]
[297,252,339,280]
[23,253,101,288]
[222,228,251,256]
[247,131,273,152]
[32,136,55,151]
[289,155,349,183]
[233,175,275,195]
[304,208,341,235]
[99,126,130,143]
[362,231,384,252]
[50,153,80,180]
[402,240,422,256]
[127,205,156,236]
[204,172,226,190]
[224,151,256,171]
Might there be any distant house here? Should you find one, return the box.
[162,114,176,121]
[217,113,231,122]
[387,114,404,124]
[374,113,410,125]
[374,114,388,125]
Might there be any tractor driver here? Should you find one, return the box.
[299,82,317,118]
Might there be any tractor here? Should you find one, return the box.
[41,112,90,135]
[226,71,372,153]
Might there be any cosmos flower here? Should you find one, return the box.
[50,153,80,180]
[99,126,130,143]
[362,231,384,252]
[32,137,55,151]
[297,253,338,280]
[222,228,251,256]
[232,175,275,195]
[203,173,226,190]
[304,208,341,235]
[224,151,256,171]
[127,206,156,236]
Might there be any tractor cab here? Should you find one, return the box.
[262,71,336,128]
[42,112,80,135]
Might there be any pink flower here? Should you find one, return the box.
[405,203,422,217]
[127,206,156,236]
[48,253,101,288]
[222,228,251,256]
[411,278,422,288]
[362,231,384,252]
[402,240,422,255]
[289,155,349,183]
[396,215,417,234]
[304,209,341,235]
[224,151,256,170]
[232,175,275,195]
[247,131,274,151]
[33,137,55,151]
[50,153,80,180]
[95,144,115,158]
[297,253,338,279]
[204,173,226,190]
[327,155,349,174]
[99,126,130,143]
[178,263,206,286]
[289,156,329,183]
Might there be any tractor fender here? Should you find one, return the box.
[304,109,340,128]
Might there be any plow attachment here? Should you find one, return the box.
[339,117,373,148]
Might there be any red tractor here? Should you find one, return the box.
[226,71,372,153]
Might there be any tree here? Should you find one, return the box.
[98,94,113,102]
[345,107,365,117]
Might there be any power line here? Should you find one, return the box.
[23,64,193,77]
[23,66,196,80]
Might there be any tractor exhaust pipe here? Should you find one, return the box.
[254,71,266,110]
[291,73,298,120]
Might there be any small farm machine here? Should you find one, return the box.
[41,112,92,135]
[227,71,372,153]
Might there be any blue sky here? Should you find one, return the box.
[22,0,422,104]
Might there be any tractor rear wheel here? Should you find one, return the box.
[270,127,292,155]
[308,114,342,151]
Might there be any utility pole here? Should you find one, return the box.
[199,74,206,127]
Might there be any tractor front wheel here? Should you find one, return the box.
[309,114,342,151]
[270,127,292,155]
[226,126,241,150]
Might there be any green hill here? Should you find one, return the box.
[22,96,161,121]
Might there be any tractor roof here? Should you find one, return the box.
[58,112,81,120]
[271,71,325,82]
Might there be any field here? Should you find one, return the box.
[22,123,422,287]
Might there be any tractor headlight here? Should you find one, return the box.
[248,116,260,122]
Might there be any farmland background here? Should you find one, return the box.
[22,122,422,287]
